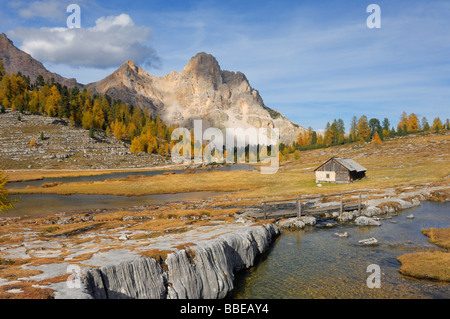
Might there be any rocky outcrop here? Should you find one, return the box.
[0,110,170,170]
[86,258,167,299]
[88,52,306,145]
[358,238,378,246]
[364,197,422,217]
[354,216,381,226]
[277,216,316,229]
[84,223,280,299]
[0,33,80,88]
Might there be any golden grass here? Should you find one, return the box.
[130,218,191,233]
[0,281,54,299]
[38,222,105,237]
[174,243,197,250]
[8,133,449,203]
[0,258,42,281]
[425,191,449,203]
[398,251,450,282]
[92,210,139,221]
[0,133,448,298]
[398,227,450,282]
[41,182,62,188]
[377,201,402,212]
[5,169,125,182]
[5,166,187,182]
[36,274,69,285]
[422,228,450,249]
[0,235,24,246]
[139,249,173,271]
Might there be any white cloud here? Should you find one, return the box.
[8,13,159,69]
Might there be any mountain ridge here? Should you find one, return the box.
[0,33,305,144]
[0,33,81,88]
[88,52,306,144]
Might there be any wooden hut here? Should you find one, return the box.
[314,157,367,184]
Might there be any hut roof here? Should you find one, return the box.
[315,157,367,172]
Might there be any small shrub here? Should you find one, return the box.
[42,226,59,233]
[0,258,15,266]
[41,182,62,188]
[140,249,172,271]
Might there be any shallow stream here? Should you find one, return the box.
[2,164,254,217]
[232,201,449,299]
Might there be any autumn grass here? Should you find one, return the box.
[4,166,184,183]
[0,281,54,299]
[0,205,243,298]
[139,249,173,271]
[422,228,450,249]
[37,222,105,237]
[8,133,449,203]
[4,169,126,182]
[92,210,148,222]
[0,133,448,297]
[425,191,449,203]
[398,227,450,282]
[398,251,450,282]
[0,258,42,281]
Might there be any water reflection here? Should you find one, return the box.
[2,164,255,217]
[6,164,256,189]
[1,191,227,218]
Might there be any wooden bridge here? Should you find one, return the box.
[252,191,369,220]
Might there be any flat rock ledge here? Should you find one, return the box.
[83,223,280,299]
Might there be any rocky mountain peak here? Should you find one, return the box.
[125,59,137,70]
[114,59,140,77]
[183,52,222,84]
[89,52,306,144]
[0,33,13,47]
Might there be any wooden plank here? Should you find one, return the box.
[358,192,362,215]
[252,204,366,220]
[263,190,371,204]
[297,199,302,218]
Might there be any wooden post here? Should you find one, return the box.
[358,192,362,215]
[339,195,343,216]
[297,199,302,218]
[263,203,267,220]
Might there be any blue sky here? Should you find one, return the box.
[1,0,449,131]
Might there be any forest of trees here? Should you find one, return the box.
[0,60,277,163]
[284,112,449,155]
[0,59,449,163]
[0,59,175,156]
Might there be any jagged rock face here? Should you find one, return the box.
[89,53,306,144]
[0,33,80,88]
[84,224,280,299]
